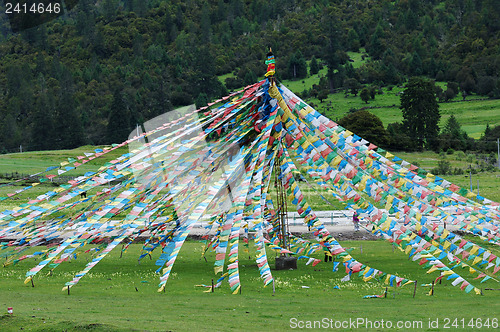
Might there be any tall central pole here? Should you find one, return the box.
[274,155,289,251]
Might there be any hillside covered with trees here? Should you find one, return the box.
[0,0,499,153]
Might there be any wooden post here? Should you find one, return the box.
[31,278,35,288]
[273,280,275,295]
[360,245,363,254]
[413,280,417,298]
[384,287,388,298]
[211,279,214,293]
[430,281,434,296]
[67,286,70,295]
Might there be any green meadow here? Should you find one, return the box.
[0,146,128,176]
[1,241,499,331]
[0,148,499,331]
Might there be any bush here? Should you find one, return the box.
[446,148,455,155]
[432,160,452,175]
[455,151,465,160]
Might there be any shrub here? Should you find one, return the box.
[433,160,452,175]
[455,151,465,160]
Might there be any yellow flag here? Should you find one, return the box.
[427,266,438,274]
[472,256,482,266]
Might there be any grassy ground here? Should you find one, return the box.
[346,49,369,69]
[394,151,500,202]
[0,147,499,330]
[1,241,499,331]
[0,145,128,176]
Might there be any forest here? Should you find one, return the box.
[0,0,499,153]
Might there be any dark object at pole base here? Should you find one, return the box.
[275,256,297,270]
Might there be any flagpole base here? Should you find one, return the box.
[275,256,297,270]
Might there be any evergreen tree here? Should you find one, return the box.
[287,50,307,79]
[310,56,319,75]
[102,0,117,21]
[55,91,85,149]
[195,93,209,108]
[439,115,467,151]
[31,94,55,151]
[323,8,343,89]
[410,52,423,76]
[106,89,131,144]
[201,2,212,43]
[400,77,440,150]
[347,29,360,52]
[368,23,385,59]
[360,88,370,104]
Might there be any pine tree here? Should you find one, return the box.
[31,94,55,150]
[369,23,385,59]
[310,56,319,75]
[400,77,440,150]
[347,29,360,52]
[55,91,85,149]
[106,89,131,144]
[287,51,307,79]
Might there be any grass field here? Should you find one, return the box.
[0,145,128,176]
[394,151,500,202]
[1,241,499,331]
